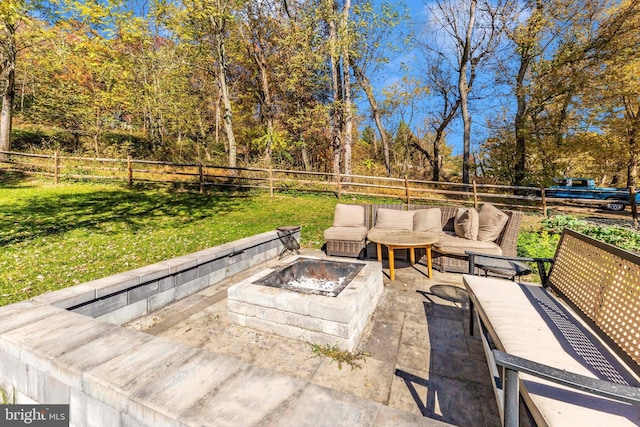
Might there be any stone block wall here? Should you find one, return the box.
[0,229,427,426]
[31,229,298,325]
[0,229,296,415]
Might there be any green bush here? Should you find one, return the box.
[517,231,560,259]
[540,215,640,252]
[540,215,590,234]
[518,214,640,281]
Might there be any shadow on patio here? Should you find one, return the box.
[126,250,502,426]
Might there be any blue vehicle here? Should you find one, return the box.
[546,178,637,211]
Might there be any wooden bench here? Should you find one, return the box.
[464,228,640,426]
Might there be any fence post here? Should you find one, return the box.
[630,186,638,226]
[53,151,59,184]
[198,163,204,193]
[269,168,274,197]
[404,175,410,205]
[541,185,547,218]
[336,172,341,200]
[472,180,478,208]
[127,156,133,186]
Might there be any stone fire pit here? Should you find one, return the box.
[227,256,383,350]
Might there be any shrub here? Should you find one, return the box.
[518,215,640,281]
[540,215,640,252]
[540,215,590,234]
[518,231,560,259]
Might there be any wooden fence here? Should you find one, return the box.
[1,150,637,222]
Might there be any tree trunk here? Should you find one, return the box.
[246,16,274,165]
[513,0,543,187]
[329,11,342,176]
[301,140,311,171]
[215,18,237,168]
[353,65,391,176]
[459,0,476,184]
[341,0,352,177]
[342,64,352,177]
[628,134,638,188]
[514,58,529,186]
[413,97,459,181]
[257,60,274,164]
[412,127,448,182]
[626,102,640,188]
[0,22,16,158]
[0,65,14,157]
[433,128,445,181]
[215,89,221,148]
[93,109,101,157]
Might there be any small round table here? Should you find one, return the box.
[367,229,439,280]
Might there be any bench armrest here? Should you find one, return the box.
[465,251,554,284]
[493,349,640,427]
[494,350,640,404]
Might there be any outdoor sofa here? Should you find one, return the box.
[323,202,522,273]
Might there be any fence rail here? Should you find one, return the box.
[1,150,638,222]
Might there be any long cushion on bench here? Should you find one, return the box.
[464,274,640,426]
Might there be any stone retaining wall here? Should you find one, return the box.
[32,230,295,325]
[0,229,425,426]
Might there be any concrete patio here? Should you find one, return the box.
[126,249,502,426]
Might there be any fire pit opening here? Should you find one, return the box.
[254,258,364,297]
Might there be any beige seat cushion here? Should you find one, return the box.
[464,275,640,427]
[413,208,442,233]
[367,226,419,236]
[477,203,509,242]
[375,208,413,231]
[435,234,501,256]
[323,226,368,242]
[454,208,479,240]
[333,204,365,227]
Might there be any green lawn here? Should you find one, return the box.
[0,174,344,306]
[4,173,634,307]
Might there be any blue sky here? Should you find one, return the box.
[363,0,509,156]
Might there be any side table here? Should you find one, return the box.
[469,255,531,281]
[466,251,555,284]
[277,226,301,258]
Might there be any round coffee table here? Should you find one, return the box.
[367,229,439,280]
